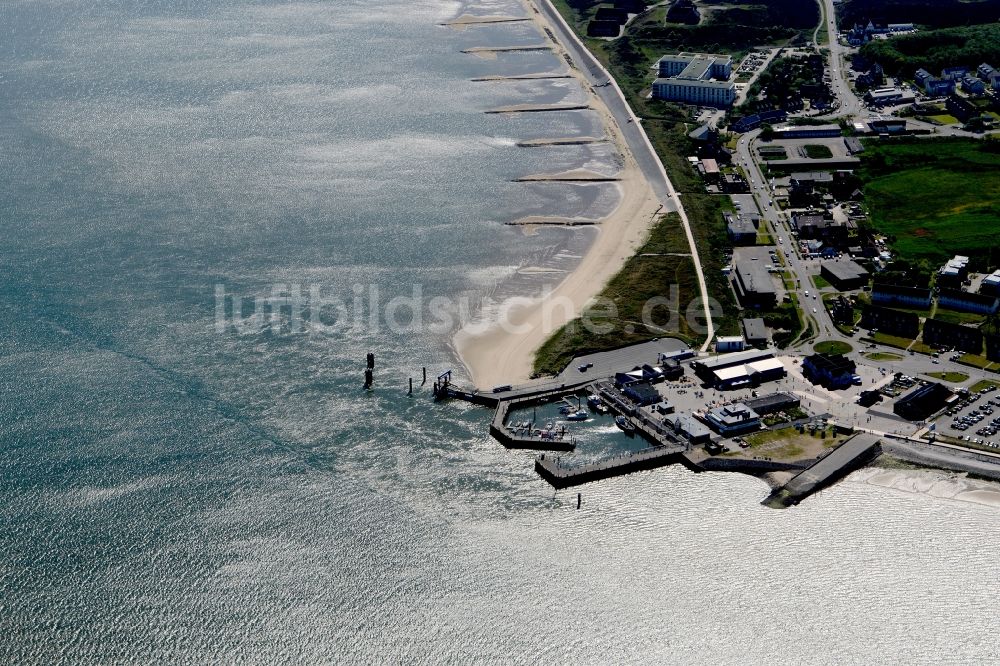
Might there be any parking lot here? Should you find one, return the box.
[938,384,1000,449]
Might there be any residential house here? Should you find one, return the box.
[872,283,932,309]
[961,75,985,95]
[922,317,985,353]
[937,255,970,288]
[803,353,857,389]
[924,78,955,96]
[586,20,619,36]
[938,288,1000,315]
[941,66,968,81]
[594,6,628,23]
[979,270,1000,297]
[860,305,919,338]
[987,334,1000,363]
[946,93,978,122]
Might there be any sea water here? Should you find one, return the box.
[1,0,998,662]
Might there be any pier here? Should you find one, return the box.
[767,433,883,507]
[535,445,685,488]
[485,103,590,114]
[516,136,606,147]
[490,395,577,452]
[432,371,592,407]
[461,45,553,55]
[513,168,619,182]
[441,14,531,27]
[471,73,573,82]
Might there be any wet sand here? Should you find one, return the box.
[453,1,664,390]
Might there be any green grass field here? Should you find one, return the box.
[813,340,852,355]
[811,274,831,290]
[803,144,833,159]
[860,138,1000,265]
[926,114,959,125]
[866,352,903,361]
[970,379,1000,392]
[926,371,970,383]
[870,332,915,350]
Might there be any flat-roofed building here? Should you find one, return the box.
[653,52,735,107]
[746,357,786,383]
[704,402,761,436]
[715,335,745,353]
[623,381,661,406]
[693,351,785,389]
[691,349,774,382]
[732,259,776,308]
[744,391,800,415]
[741,318,768,347]
[772,124,842,139]
[727,215,757,245]
[894,382,953,421]
[821,260,870,290]
[664,413,712,443]
[713,364,752,390]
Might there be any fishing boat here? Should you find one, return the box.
[565,410,588,422]
[586,394,607,413]
[615,415,636,435]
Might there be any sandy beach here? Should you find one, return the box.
[453,0,665,390]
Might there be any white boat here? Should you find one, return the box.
[565,410,588,422]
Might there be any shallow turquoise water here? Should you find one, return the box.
[2,0,999,662]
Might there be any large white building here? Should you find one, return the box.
[652,53,735,107]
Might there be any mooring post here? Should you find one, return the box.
[364,368,373,390]
[422,367,427,385]
[577,493,581,510]
[409,378,413,395]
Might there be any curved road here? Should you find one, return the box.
[531,0,716,348]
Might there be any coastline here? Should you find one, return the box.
[453,0,665,390]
